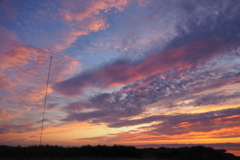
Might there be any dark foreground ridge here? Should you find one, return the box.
[0,145,239,160]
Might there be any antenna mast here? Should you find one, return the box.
[40,56,52,145]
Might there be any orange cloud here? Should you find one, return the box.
[77,126,240,145]
[85,16,109,32]
[0,109,7,116]
[0,109,22,121]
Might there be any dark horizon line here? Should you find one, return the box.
[1,142,240,149]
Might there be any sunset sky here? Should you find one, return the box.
[0,0,240,148]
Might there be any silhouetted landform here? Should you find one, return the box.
[136,143,240,149]
[0,145,239,160]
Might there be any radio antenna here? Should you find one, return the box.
[40,56,52,145]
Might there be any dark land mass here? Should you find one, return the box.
[0,145,239,160]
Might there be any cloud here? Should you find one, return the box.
[0,77,15,90]
[2,0,240,143]
[0,26,18,47]
[46,103,58,110]
[60,0,130,22]
[188,91,240,107]
[53,0,240,96]
[76,110,240,143]
[0,109,20,121]
[52,0,130,52]
[0,27,48,91]
[104,107,240,139]
[0,124,37,134]
[0,27,82,112]
[0,109,7,116]
[0,27,47,69]
[60,57,240,125]
[77,125,240,143]
[0,0,18,22]
[51,17,109,52]
[0,11,83,136]
[53,37,232,96]
[136,143,240,149]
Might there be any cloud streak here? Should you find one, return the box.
[55,1,240,144]
[52,0,130,52]
[53,37,232,96]
[1,0,240,146]
[53,0,240,96]
[109,107,240,130]
[61,62,240,125]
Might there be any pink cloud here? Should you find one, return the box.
[0,77,14,90]
[0,51,81,105]
[0,27,81,109]
[0,109,7,116]
[84,16,109,32]
[51,0,130,52]
[51,17,109,52]
[53,37,231,96]
[136,0,150,7]
[60,0,130,21]
[0,108,18,121]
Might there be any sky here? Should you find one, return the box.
[0,0,240,148]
